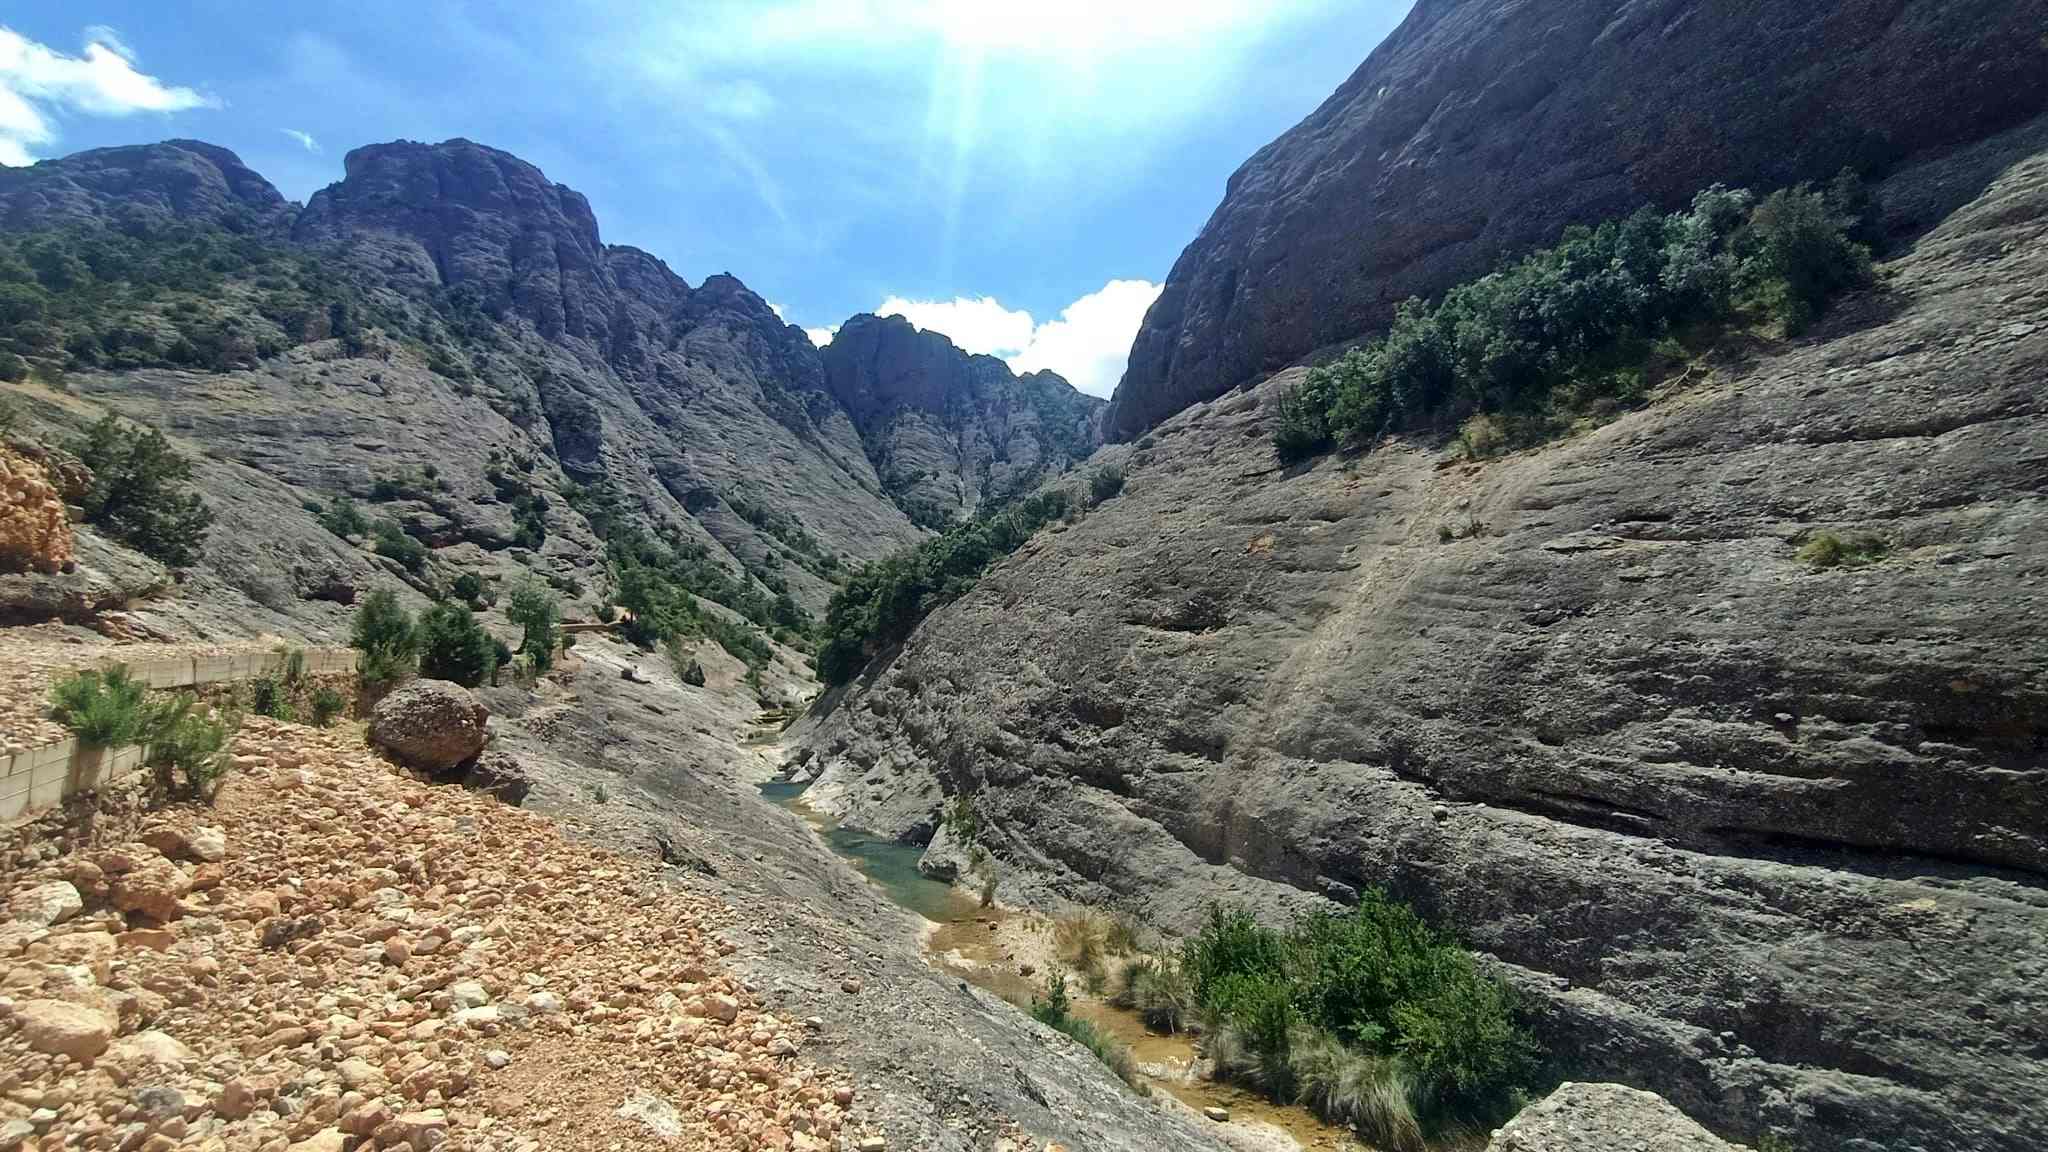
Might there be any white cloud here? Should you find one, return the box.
[875,278,1161,397]
[279,127,320,152]
[1008,279,1162,397]
[0,25,214,166]
[877,294,1035,358]
[804,325,839,347]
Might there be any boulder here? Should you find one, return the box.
[1486,1083,1741,1152]
[461,750,531,806]
[8,881,82,927]
[109,857,190,923]
[369,680,490,772]
[14,999,114,1061]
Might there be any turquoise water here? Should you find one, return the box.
[757,780,979,924]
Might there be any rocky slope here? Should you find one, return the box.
[0,138,1101,640]
[795,141,2048,1151]
[821,314,1103,525]
[1105,0,2048,440]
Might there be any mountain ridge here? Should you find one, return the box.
[0,136,1104,640]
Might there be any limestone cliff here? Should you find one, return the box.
[796,143,2048,1152]
[1106,0,2048,440]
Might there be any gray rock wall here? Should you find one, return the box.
[1106,0,2048,440]
[798,149,2048,1152]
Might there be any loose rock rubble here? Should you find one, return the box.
[1,716,861,1151]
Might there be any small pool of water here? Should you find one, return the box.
[757,780,981,924]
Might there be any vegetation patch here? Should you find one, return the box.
[418,601,497,687]
[69,415,214,566]
[816,488,1073,685]
[1797,531,1887,570]
[1029,970,1148,1096]
[1275,176,1876,464]
[352,586,420,688]
[1182,900,1536,1148]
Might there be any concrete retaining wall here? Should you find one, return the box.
[0,647,356,822]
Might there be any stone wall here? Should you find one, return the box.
[0,646,356,821]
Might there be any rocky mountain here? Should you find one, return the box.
[0,139,292,234]
[1105,0,2048,440]
[821,313,1103,526]
[794,108,2048,1152]
[0,138,1101,640]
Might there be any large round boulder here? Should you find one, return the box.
[368,680,489,772]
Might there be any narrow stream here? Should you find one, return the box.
[759,780,1368,1151]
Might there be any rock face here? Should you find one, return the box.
[823,314,1104,524]
[369,679,490,772]
[0,139,292,233]
[1105,0,2048,439]
[797,149,2048,1152]
[1488,1083,1744,1152]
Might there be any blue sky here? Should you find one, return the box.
[0,2,1412,395]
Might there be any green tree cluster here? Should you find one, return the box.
[1276,177,1874,463]
[815,489,1071,685]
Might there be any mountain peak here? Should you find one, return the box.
[0,138,290,233]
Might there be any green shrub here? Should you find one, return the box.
[351,586,418,688]
[417,601,496,687]
[1028,970,1148,1095]
[1797,531,1886,570]
[450,571,487,607]
[317,494,368,538]
[141,695,237,800]
[309,684,348,727]
[1273,381,1335,463]
[49,665,147,746]
[248,675,293,721]
[1113,957,1196,1034]
[1739,182,1874,333]
[68,415,213,566]
[505,578,560,673]
[1184,897,1535,1134]
[370,519,427,573]
[595,602,617,624]
[1088,464,1126,504]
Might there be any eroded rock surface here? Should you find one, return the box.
[1107,0,2048,439]
[1488,1083,1745,1152]
[799,147,2048,1152]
